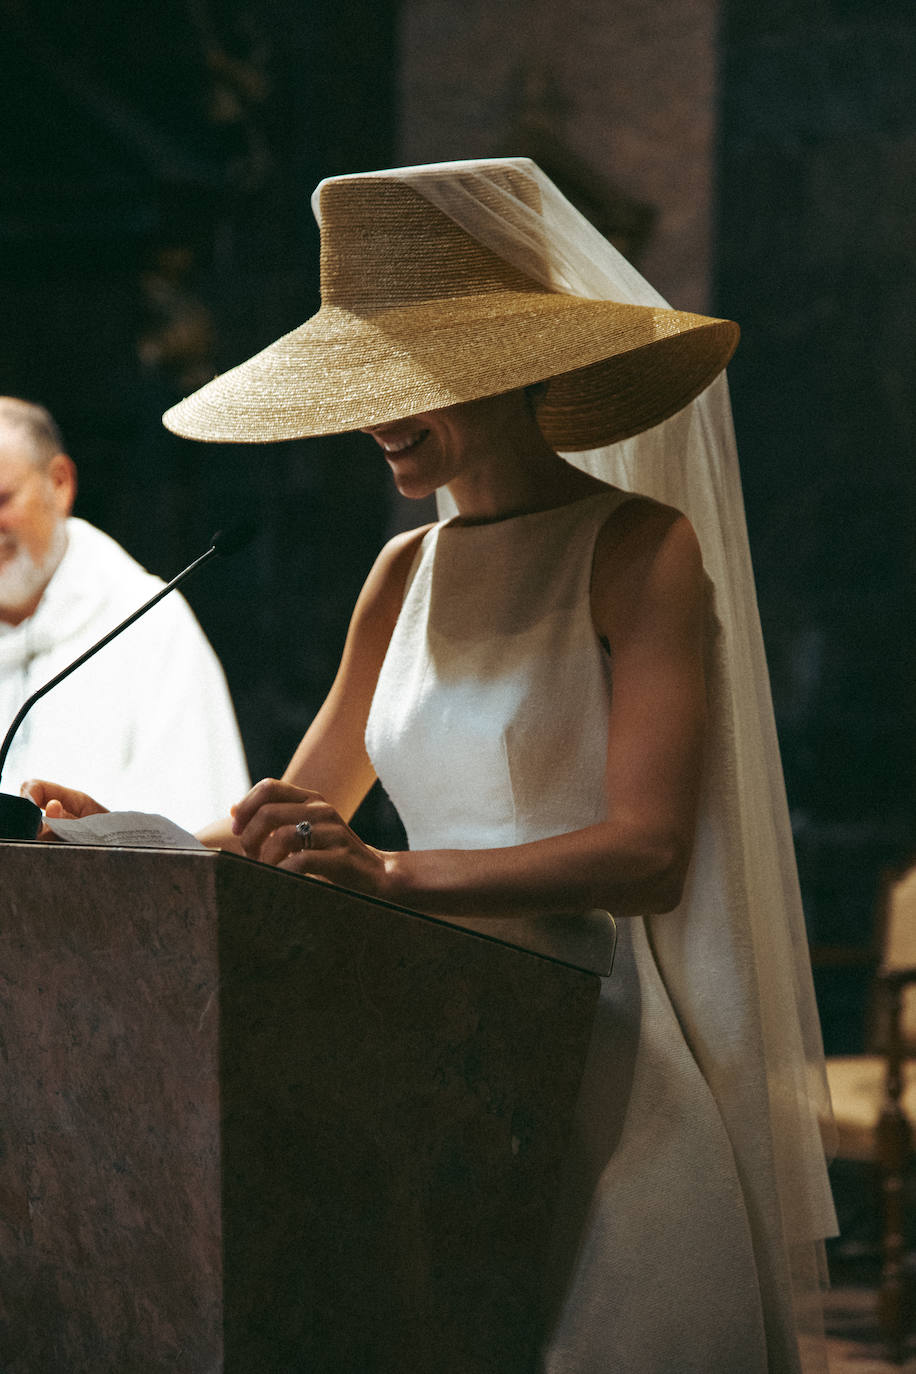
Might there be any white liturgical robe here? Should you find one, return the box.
[0,517,250,833]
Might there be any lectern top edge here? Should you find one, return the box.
[2,841,616,977]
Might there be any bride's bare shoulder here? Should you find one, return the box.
[591,495,704,642]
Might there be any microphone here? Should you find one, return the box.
[0,521,256,839]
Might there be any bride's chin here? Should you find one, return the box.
[390,473,438,501]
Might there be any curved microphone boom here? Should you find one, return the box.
[0,522,255,839]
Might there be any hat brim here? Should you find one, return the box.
[162,291,738,450]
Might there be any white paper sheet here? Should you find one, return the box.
[43,811,205,849]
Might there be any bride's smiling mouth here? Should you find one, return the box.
[371,428,431,456]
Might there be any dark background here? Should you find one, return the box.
[718,0,916,1048]
[2,0,913,1050]
[1,0,399,785]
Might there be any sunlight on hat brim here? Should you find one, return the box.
[163,291,738,450]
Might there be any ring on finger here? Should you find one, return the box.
[295,819,312,850]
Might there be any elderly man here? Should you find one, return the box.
[0,396,250,832]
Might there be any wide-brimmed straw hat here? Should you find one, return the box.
[163,162,739,451]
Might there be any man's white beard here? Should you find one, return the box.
[0,522,67,619]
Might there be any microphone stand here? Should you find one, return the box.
[0,525,253,840]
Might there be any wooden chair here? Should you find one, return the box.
[826,862,916,1362]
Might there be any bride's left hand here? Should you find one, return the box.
[230,778,392,896]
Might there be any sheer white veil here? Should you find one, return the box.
[312,157,837,1367]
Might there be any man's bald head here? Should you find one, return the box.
[0,399,76,625]
[0,397,67,472]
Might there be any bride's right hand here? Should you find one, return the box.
[20,779,110,833]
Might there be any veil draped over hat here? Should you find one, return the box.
[316,159,837,1370]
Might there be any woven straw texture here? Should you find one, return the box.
[163,176,738,449]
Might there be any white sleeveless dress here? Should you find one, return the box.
[365,490,770,1373]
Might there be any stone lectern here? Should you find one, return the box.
[0,843,612,1373]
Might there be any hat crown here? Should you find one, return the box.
[318,177,545,312]
[163,158,738,449]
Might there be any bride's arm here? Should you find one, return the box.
[202,523,430,854]
[233,501,708,919]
